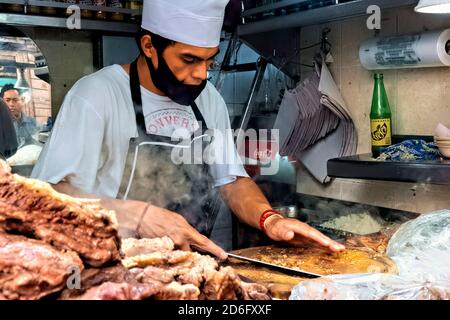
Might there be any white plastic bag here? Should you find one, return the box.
[289,272,450,300]
[386,210,450,277]
[290,210,450,300]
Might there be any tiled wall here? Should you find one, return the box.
[300,5,450,153]
[296,5,450,213]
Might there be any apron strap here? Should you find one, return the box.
[130,58,146,133]
[129,57,208,135]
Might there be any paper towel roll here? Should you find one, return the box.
[359,29,450,70]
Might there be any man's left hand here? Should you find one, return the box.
[264,215,346,253]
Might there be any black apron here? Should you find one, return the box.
[117,59,222,237]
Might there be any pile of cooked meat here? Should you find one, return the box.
[0,161,270,300]
[0,169,121,267]
[62,237,269,300]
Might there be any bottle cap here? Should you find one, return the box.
[374,73,384,79]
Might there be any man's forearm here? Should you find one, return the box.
[52,181,142,238]
[48,181,228,258]
[220,177,272,230]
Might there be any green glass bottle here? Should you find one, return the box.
[370,73,392,158]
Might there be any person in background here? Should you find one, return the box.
[0,99,18,159]
[0,84,39,148]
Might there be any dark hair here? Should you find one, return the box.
[0,99,18,159]
[0,84,20,98]
[135,29,176,56]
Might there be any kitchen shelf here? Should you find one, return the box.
[238,0,417,36]
[0,0,140,34]
[0,13,139,33]
[243,0,314,17]
[27,1,141,15]
[327,154,450,185]
[326,135,450,185]
[0,0,25,5]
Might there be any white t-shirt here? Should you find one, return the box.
[31,65,248,198]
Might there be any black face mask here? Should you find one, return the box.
[145,51,207,106]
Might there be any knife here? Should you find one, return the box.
[227,252,322,278]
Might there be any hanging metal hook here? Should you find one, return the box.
[320,27,332,56]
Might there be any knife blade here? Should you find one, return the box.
[227,252,322,278]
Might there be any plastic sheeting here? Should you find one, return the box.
[290,210,450,300]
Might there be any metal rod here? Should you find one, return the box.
[221,62,258,73]
[235,57,268,146]
[215,32,239,92]
[238,0,417,36]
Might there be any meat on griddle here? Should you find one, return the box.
[0,232,84,300]
[0,169,121,267]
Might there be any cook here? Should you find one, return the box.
[32,0,345,259]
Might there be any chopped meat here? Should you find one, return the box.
[133,266,175,284]
[122,266,200,300]
[125,251,218,288]
[345,233,389,253]
[202,266,243,300]
[0,170,121,267]
[70,281,161,300]
[122,250,193,269]
[59,265,131,299]
[175,253,218,287]
[345,227,400,254]
[240,282,272,300]
[121,237,174,257]
[154,282,200,300]
[0,232,84,300]
[120,238,271,300]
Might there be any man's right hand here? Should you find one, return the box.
[51,182,228,261]
[136,204,228,261]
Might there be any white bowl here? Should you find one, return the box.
[437,141,450,147]
[438,145,450,158]
[435,123,450,138]
[435,136,450,141]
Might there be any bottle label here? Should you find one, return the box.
[371,118,391,146]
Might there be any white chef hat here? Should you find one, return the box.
[141,0,229,48]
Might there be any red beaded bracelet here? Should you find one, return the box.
[259,209,283,233]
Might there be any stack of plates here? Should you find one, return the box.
[435,136,450,158]
[273,63,357,183]
[435,123,450,158]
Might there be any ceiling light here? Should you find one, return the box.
[15,68,30,89]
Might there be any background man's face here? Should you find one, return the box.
[2,89,23,120]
